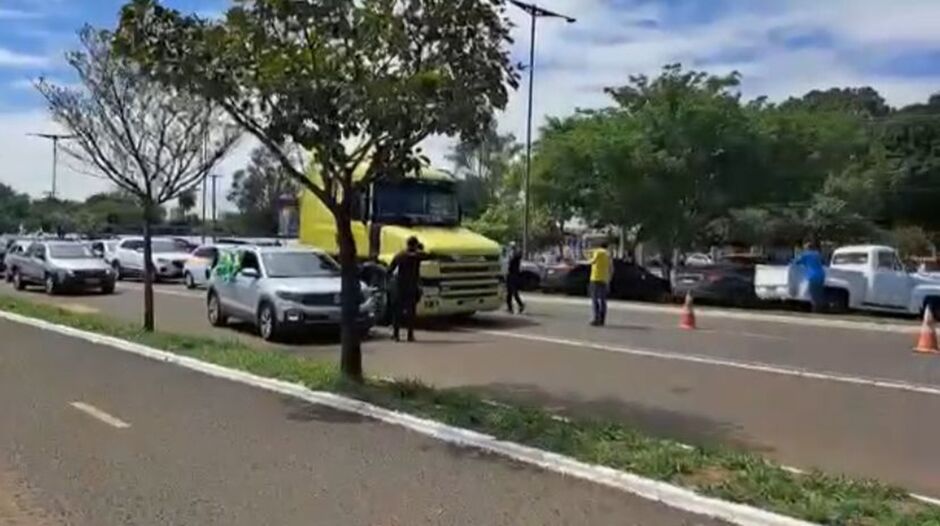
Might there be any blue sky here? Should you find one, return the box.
[2,0,940,200]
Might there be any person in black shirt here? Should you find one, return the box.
[388,236,424,342]
[506,242,525,314]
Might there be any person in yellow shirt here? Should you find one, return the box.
[588,242,612,326]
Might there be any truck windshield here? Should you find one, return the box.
[832,252,868,265]
[373,181,459,226]
[48,244,94,259]
[262,252,339,278]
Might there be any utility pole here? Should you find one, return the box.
[509,1,575,257]
[210,173,222,240]
[200,131,208,244]
[28,133,75,199]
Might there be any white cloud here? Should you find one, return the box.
[423,0,940,170]
[0,8,41,20]
[0,110,112,199]
[0,110,255,209]
[0,47,48,67]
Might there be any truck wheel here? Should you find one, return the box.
[207,291,228,327]
[257,302,280,342]
[924,298,940,320]
[823,288,849,314]
[12,270,24,290]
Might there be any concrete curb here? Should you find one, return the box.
[0,308,815,526]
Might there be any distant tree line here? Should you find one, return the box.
[453,64,940,261]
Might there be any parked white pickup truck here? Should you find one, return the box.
[754,245,940,315]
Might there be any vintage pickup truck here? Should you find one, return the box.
[754,245,940,315]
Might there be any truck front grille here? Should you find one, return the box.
[433,261,502,299]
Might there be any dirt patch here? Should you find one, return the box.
[680,466,734,490]
[0,469,60,526]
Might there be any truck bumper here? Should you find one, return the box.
[416,294,502,316]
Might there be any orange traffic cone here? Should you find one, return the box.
[914,308,940,355]
[679,292,697,330]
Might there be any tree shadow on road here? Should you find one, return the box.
[464,382,774,454]
[280,396,370,424]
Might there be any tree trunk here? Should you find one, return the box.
[142,204,155,332]
[335,207,363,382]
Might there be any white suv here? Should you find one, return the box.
[112,237,193,281]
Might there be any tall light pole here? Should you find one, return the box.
[509,0,575,257]
[28,133,76,199]
[209,173,222,239]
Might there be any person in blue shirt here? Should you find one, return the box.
[794,241,826,313]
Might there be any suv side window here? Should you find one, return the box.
[29,243,45,259]
[241,251,262,274]
[121,240,142,251]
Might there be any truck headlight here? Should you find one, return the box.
[423,286,442,297]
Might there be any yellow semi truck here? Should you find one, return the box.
[298,167,503,318]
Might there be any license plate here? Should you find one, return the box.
[84,278,100,285]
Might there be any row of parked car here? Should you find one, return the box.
[0,235,379,342]
[523,244,940,317]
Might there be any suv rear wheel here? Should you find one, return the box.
[207,291,228,327]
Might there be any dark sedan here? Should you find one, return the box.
[672,254,767,307]
[542,259,671,303]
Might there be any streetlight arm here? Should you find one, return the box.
[508,0,576,22]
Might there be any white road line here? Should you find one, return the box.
[524,294,920,334]
[0,308,814,526]
[473,329,940,397]
[69,401,131,429]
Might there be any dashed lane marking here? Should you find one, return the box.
[69,401,131,429]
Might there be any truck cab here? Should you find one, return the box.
[755,245,940,315]
[299,168,503,318]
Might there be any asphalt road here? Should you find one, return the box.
[5,280,940,497]
[0,318,724,526]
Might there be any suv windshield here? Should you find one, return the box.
[48,244,93,259]
[262,252,339,278]
[373,180,459,226]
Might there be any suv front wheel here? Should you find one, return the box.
[257,302,280,342]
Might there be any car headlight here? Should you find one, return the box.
[276,291,305,302]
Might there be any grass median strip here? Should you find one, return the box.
[1,293,936,525]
